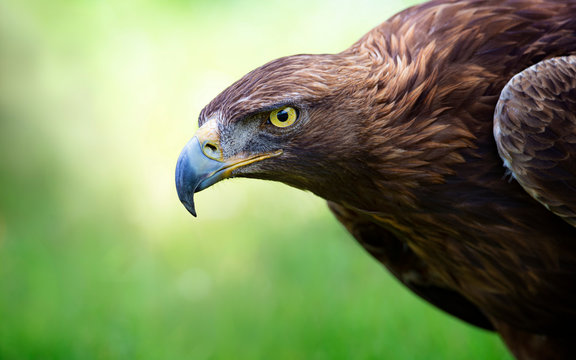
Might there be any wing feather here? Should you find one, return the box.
[494,56,576,226]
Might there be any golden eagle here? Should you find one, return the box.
[175,0,576,358]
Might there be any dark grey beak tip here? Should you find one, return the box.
[182,194,197,217]
[188,206,198,218]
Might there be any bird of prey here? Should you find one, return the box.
[175,0,576,358]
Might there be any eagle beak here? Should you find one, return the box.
[175,136,225,217]
[175,120,282,217]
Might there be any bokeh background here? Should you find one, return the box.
[0,0,512,358]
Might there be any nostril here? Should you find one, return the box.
[202,141,221,160]
[204,142,217,152]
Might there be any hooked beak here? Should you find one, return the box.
[175,120,282,217]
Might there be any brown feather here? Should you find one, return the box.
[194,0,576,358]
[495,56,576,226]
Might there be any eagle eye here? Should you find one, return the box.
[269,106,298,128]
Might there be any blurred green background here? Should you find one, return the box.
[0,0,512,358]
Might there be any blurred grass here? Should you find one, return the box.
[0,0,512,359]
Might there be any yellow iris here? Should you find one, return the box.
[269,106,298,128]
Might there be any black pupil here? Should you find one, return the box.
[277,109,289,122]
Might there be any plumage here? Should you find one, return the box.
[175,0,576,358]
[495,55,576,226]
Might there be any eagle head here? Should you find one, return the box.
[175,53,375,216]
